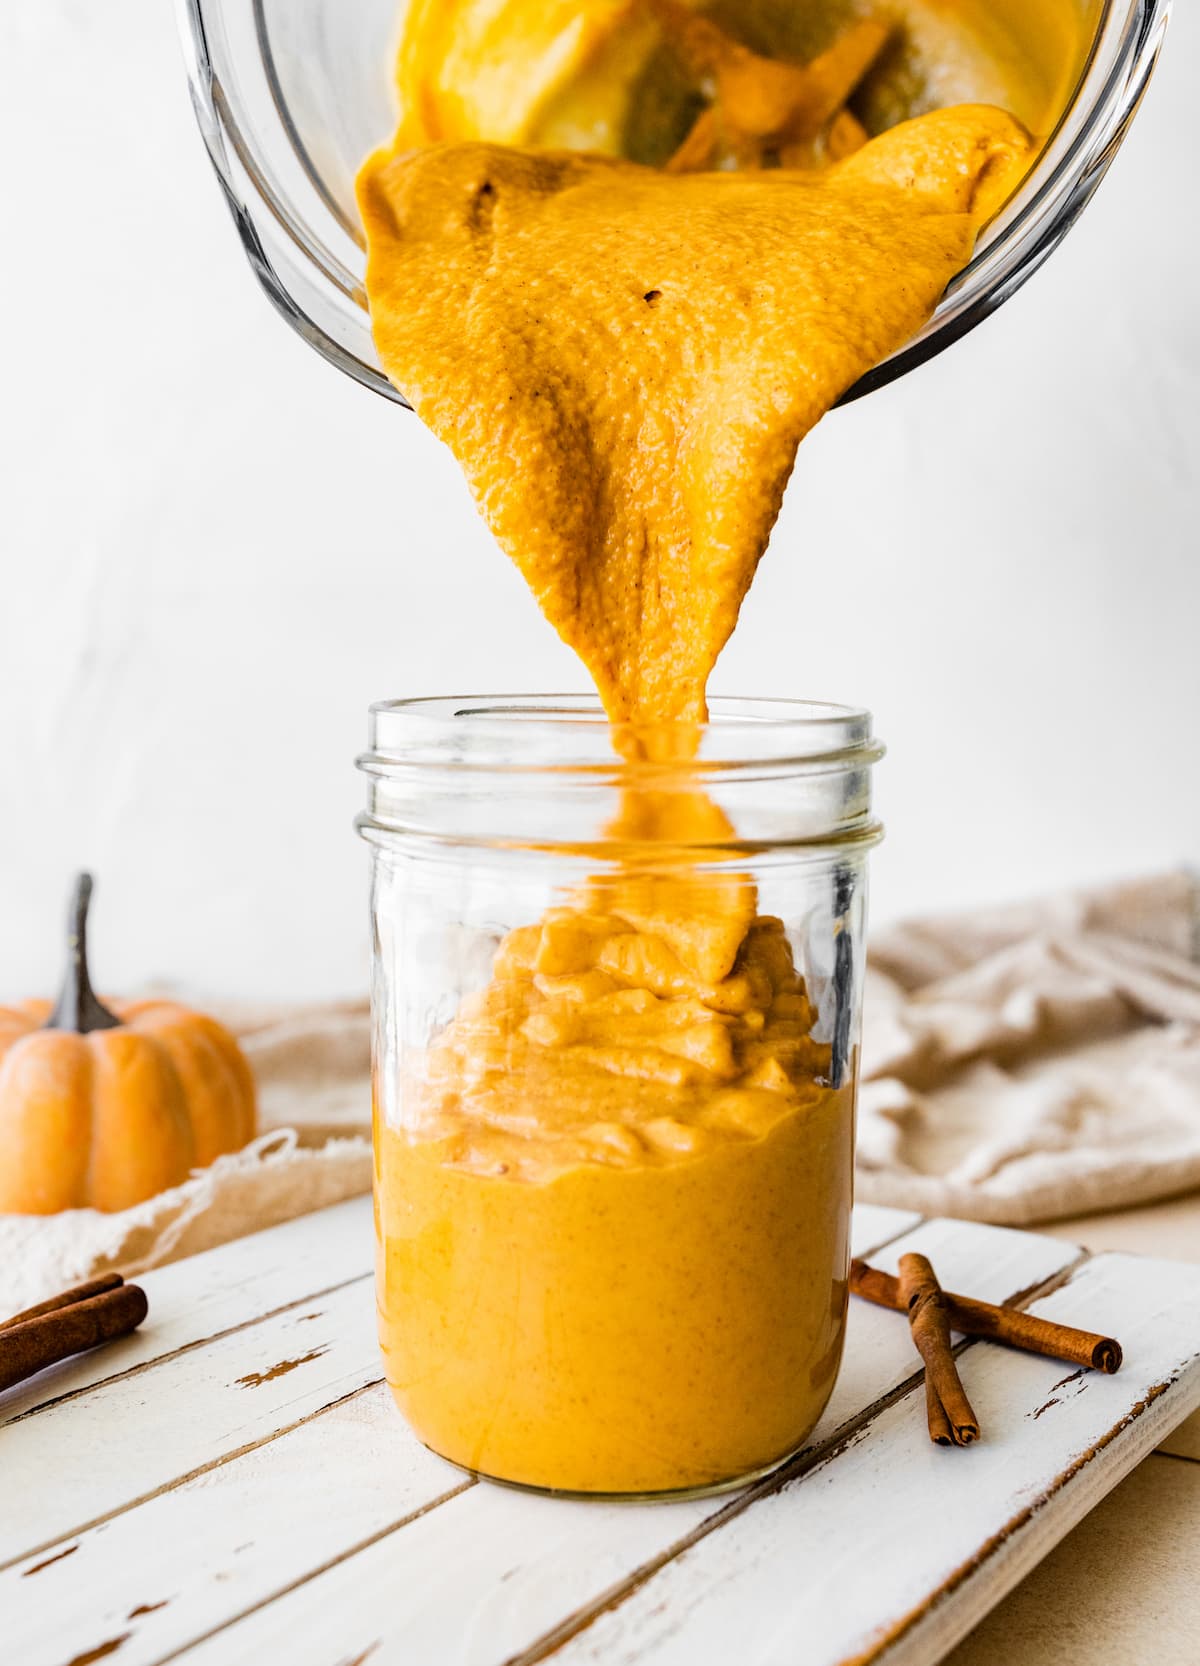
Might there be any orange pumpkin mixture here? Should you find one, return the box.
[360,1,1049,1491]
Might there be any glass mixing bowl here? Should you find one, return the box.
[177,0,1169,407]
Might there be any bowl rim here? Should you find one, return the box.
[177,0,1172,409]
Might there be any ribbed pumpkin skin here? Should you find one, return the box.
[0,999,257,1214]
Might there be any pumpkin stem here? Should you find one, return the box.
[45,873,122,1035]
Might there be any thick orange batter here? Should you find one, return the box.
[391,0,1088,160]
[358,108,1027,723]
[377,907,855,1492]
[360,5,1034,1492]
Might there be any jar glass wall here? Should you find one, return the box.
[358,696,884,1498]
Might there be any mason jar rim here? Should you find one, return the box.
[357,694,885,779]
[357,694,884,854]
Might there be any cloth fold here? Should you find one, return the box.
[3,871,1197,1316]
[857,870,1200,1224]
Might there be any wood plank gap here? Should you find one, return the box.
[3,1270,373,1429]
[509,1244,1097,1666]
[1000,1249,1091,1312]
[502,1385,933,1665]
[0,1375,386,1577]
[150,1477,479,1666]
[854,1215,930,1261]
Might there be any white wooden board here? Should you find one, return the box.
[5,1198,1199,1666]
[0,1196,375,1427]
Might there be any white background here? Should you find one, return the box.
[0,2,1196,1004]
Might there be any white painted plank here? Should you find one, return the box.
[174,1474,715,1666]
[866,1214,1079,1291]
[157,1218,1078,1666]
[3,1383,465,1666]
[850,1204,923,1259]
[1,1195,374,1426]
[0,1275,380,1567]
[0,1201,920,1666]
[543,1252,1200,1666]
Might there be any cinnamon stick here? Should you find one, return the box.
[0,1284,148,1394]
[898,1253,980,1447]
[924,1373,954,1448]
[850,1258,1123,1373]
[0,1274,125,1332]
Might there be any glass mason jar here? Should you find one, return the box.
[357,695,884,1498]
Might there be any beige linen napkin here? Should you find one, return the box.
[3,872,1197,1315]
[857,871,1200,1224]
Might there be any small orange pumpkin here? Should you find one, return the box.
[0,875,257,1214]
